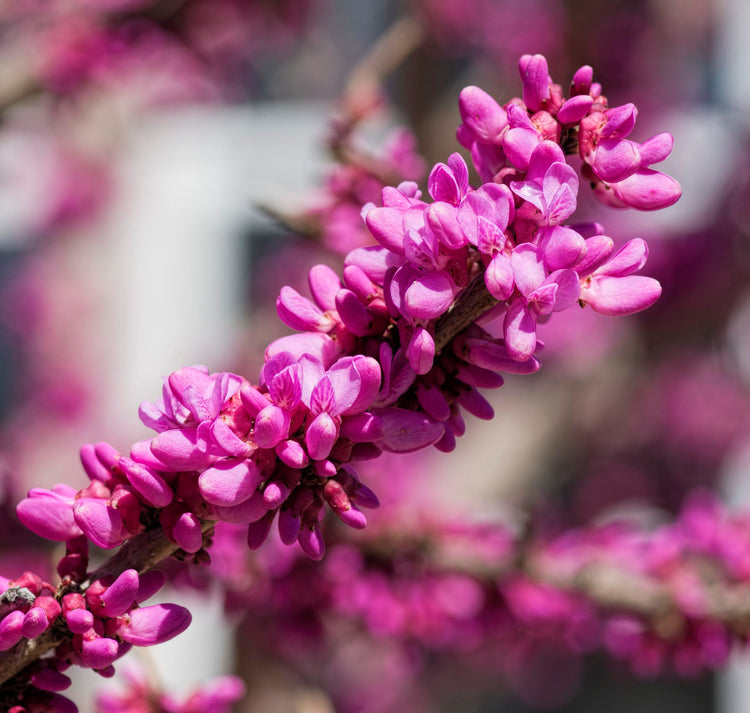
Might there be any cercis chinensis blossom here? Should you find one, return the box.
[2,54,679,709]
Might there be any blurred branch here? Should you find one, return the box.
[340,15,425,125]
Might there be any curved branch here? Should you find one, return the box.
[434,271,499,353]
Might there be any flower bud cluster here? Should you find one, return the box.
[0,566,190,711]
[16,54,677,568]
[458,53,681,211]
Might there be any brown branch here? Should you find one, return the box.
[434,271,499,353]
[87,520,214,583]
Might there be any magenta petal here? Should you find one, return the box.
[592,138,641,183]
[447,153,469,195]
[570,65,593,95]
[547,269,581,311]
[336,288,373,336]
[407,326,435,375]
[213,490,269,525]
[455,363,505,389]
[340,412,385,442]
[136,570,166,604]
[457,387,494,420]
[81,636,119,669]
[119,458,173,508]
[239,386,268,420]
[417,385,451,422]
[173,512,204,553]
[326,358,362,415]
[538,226,586,270]
[199,458,261,507]
[504,300,539,360]
[266,332,341,368]
[66,608,94,634]
[310,376,336,416]
[464,338,541,374]
[581,275,662,316]
[426,201,467,250]
[130,438,170,470]
[100,569,139,617]
[612,168,681,211]
[476,216,505,256]
[520,53,550,111]
[375,407,444,452]
[428,162,461,205]
[80,443,112,482]
[598,238,649,277]
[365,207,408,254]
[263,482,290,508]
[542,162,578,223]
[344,356,381,415]
[602,103,638,139]
[210,419,254,458]
[344,245,404,285]
[73,499,125,549]
[246,511,276,550]
[511,244,545,296]
[525,141,566,182]
[305,412,338,461]
[485,252,514,300]
[150,429,215,471]
[337,507,367,529]
[308,263,342,311]
[404,271,455,320]
[458,85,507,141]
[30,666,72,692]
[575,235,615,275]
[118,603,191,646]
[278,508,301,545]
[276,440,309,468]
[298,526,326,560]
[343,264,378,300]
[313,459,337,478]
[504,126,540,170]
[638,132,674,165]
[0,610,24,650]
[253,404,290,449]
[529,282,558,315]
[17,489,80,541]
[22,607,49,639]
[276,286,335,332]
[350,478,380,509]
[557,95,593,124]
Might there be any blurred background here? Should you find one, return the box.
[1,0,750,711]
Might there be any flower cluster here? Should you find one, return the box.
[15,55,677,572]
[458,53,681,210]
[0,565,189,712]
[1,52,681,708]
